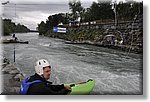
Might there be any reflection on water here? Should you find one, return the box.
[2,32,142,95]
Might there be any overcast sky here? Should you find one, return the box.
[1,0,142,30]
[1,0,98,30]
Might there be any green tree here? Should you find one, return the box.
[83,8,92,22]
[83,1,113,22]
[69,0,84,21]
[15,23,30,33]
[90,2,100,20]
[38,21,46,35]
[3,19,30,36]
[38,13,69,35]
[3,22,11,35]
[116,1,143,20]
[98,2,114,19]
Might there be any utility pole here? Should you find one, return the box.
[13,3,16,62]
[111,0,117,29]
[114,2,117,28]
[2,1,16,62]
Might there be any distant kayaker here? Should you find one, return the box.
[12,34,15,38]
[20,59,71,95]
[12,34,18,41]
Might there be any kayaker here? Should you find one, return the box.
[20,59,71,95]
[12,34,18,41]
[12,34,15,38]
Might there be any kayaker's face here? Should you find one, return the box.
[43,66,51,80]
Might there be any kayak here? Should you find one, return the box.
[1,39,29,44]
[65,79,95,95]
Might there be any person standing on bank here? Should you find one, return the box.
[20,59,71,95]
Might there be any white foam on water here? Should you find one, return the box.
[92,70,142,94]
[2,33,142,95]
[38,42,51,47]
[48,53,142,94]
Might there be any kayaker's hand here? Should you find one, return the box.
[64,86,71,90]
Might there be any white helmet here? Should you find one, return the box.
[35,59,50,76]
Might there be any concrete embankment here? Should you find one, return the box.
[1,61,24,95]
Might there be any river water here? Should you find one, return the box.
[2,32,143,95]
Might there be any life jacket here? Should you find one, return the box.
[20,77,43,95]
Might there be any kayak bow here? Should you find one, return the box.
[65,79,95,95]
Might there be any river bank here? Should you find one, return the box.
[65,40,143,54]
[1,58,24,95]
